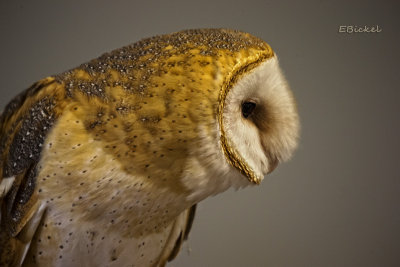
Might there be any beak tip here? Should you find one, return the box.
[267,158,279,174]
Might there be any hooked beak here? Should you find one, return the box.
[260,139,279,175]
[267,156,279,174]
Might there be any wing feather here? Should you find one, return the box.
[0,78,66,266]
[157,204,197,266]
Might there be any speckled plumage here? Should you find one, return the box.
[0,29,299,266]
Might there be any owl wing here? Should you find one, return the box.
[0,78,64,266]
[157,204,197,266]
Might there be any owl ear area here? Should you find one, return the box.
[241,100,257,119]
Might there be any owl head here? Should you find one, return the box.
[220,54,300,185]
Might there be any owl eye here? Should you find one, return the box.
[241,101,256,118]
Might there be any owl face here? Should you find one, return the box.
[221,55,299,185]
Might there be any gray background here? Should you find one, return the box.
[1,0,399,266]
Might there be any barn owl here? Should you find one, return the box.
[0,28,299,266]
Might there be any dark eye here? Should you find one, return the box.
[241,101,256,118]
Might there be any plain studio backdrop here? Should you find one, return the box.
[0,1,399,266]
